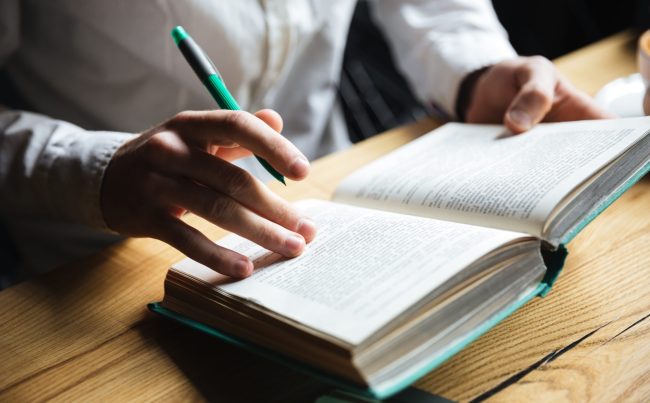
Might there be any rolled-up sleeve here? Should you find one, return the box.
[370,0,518,117]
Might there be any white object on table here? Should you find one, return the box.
[594,73,645,117]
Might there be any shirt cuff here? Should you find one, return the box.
[32,121,136,230]
[420,32,518,118]
[71,131,136,230]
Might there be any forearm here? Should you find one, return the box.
[0,109,135,229]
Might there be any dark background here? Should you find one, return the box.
[340,0,650,142]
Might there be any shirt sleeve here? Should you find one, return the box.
[0,1,135,231]
[370,0,518,118]
[0,110,135,230]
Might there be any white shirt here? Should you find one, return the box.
[0,0,516,275]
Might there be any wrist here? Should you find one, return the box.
[455,66,490,122]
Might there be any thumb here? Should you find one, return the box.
[504,58,557,133]
[254,109,284,133]
[505,81,555,133]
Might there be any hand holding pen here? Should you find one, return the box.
[171,26,287,184]
[100,28,316,278]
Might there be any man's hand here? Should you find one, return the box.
[101,109,316,278]
[463,56,614,133]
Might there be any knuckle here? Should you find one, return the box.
[164,110,200,135]
[144,131,167,149]
[171,110,197,125]
[283,207,303,229]
[141,133,168,162]
[529,55,552,68]
[221,167,254,196]
[254,223,281,246]
[143,132,189,165]
[267,136,282,155]
[205,196,237,222]
[204,249,226,269]
[525,85,552,104]
[220,110,251,133]
[268,197,300,228]
[528,85,547,99]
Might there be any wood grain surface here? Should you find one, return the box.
[0,31,647,402]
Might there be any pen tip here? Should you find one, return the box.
[171,26,189,45]
[274,173,286,186]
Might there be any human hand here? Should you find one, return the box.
[101,109,316,278]
[462,56,614,133]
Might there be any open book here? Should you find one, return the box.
[151,117,650,399]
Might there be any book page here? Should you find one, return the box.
[333,117,650,236]
[173,200,529,345]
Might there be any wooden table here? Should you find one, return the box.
[1,31,648,402]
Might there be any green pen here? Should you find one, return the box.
[171,25,286,185]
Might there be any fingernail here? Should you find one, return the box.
[285,234,305,256]
[508,109,532,130]
[290,156,310,178]
[234,259,253,277]
[297,218,317,242]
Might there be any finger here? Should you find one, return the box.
[254,109,284,133]
[210,110,282,164]
[504,57,557,133]
[212,109,280,161]
[213,106,285,161]
[168,110,309,180]
[172,149,317,242]
[212,107,285,161]
[155,215,253,278]
[544,79,616,122]
[215,146,253,162]
[160,177,308,257]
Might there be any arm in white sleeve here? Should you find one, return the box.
[0,0,134,231]
[0,110,135,229]
[370,0,518,117]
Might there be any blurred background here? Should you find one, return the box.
[340,0,650,142]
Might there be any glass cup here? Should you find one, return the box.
[640,30,650,115]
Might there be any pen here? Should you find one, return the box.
[171,25,286,185]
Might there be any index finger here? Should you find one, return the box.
[169,110,310,180]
